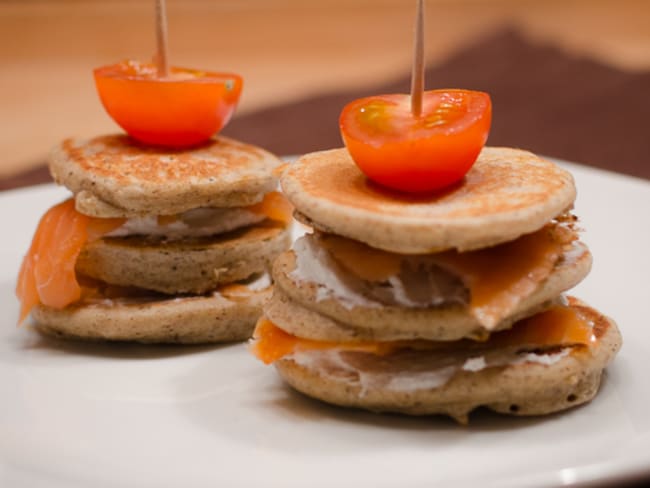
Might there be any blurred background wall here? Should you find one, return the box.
[1,0,649,176]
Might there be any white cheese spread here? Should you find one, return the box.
[106,207,265,240]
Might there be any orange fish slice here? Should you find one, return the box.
[16,209,55,324]
[33,201,87,310]
[435,225,574,328]
[490,305,596,348]
[248,191,293,224]
[251,304,596,365]
[16,199,124,324]
[251,317,394,365]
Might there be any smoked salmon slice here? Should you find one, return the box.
[248,191,293,224]
[16,199,124,323]
[251,317,396,365]
[435,225,576,329]
[316,222,578,329]
[251,303,596,365]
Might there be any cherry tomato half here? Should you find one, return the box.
[94,60,243,147]
[339,89,491,193]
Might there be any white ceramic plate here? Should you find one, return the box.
[1,161,650,488]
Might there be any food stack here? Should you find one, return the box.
[252,146,621,423]
[17,134,292,344]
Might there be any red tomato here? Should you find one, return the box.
[94,60,243,147]
[339,89,492,193]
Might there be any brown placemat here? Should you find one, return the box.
[3,27,649,192]
[225,28,650,178]
[0,165,52,192]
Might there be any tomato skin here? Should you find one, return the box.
[94,60,243,147]
[339,90,492,193]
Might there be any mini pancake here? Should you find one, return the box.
[32,283,271,344]
[281,147,576,253]
[50,134,282,218]
[76,221,292,294]
[272,298,622,423]
[269,236,592,342]
[266,287,562,344]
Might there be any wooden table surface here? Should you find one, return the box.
[1,0,649,178]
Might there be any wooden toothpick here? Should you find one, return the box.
[155,0,169,77]
[410,0,425,117]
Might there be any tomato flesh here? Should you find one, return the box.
[339,89,491,193]
[94,60,243,147]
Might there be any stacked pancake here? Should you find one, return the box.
[252,147,621,423]
[19,134,292,344]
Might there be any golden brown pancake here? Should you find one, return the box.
[37,133,292,344]
[50,134,283,218]
[281,147,576,253]
[273,298,622,423]
[77,221,291,294]
[33,283,271,344]
[267,237,592,341]
[257,146,619,422]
